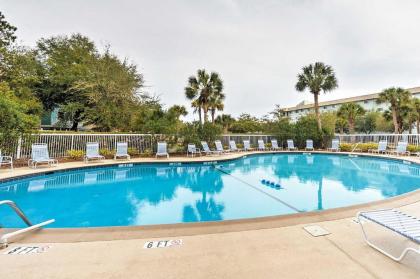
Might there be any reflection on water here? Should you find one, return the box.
[0,154,419,228]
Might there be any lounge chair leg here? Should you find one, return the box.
[357,214,420,262]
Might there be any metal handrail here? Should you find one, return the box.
[0,200,32,226]
[1,200,55,248]
[351,142,360,152]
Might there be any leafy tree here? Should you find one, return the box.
[185,69,224,123]
[409,98,420,133]
[295,62,338,131]
[0,82,39,152]
[272,118,294,147]
[229,113,261,133]
[76,48,144,131]
[355,111,378,134]
[0,45,43,115]
[374,113,394,132]
[294,114,323,148]
[0,11,17,49]
[215,114,235,133]
[36,34,97,130]
[377,87,411,133]
[335,116,348,134]
[337,102,365,133]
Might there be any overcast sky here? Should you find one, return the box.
[2,0,420,120]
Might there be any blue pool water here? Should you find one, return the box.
[0,154,419,228]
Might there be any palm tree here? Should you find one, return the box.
[407,98,420,134]
[337,103,365,134]
[295,62,338,131]
[184,69,224,123]
[335,116,348,134]
[215,114,235,133]
[377,87,411,134]
[209,92,225,123]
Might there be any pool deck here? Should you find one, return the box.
[1,151,420,278]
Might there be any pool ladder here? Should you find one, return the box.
[0,200,55,248]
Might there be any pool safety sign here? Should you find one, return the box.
[144,239,183,249]
[3,246,51,255]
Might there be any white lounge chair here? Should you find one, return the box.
[271,139,281,151]
[156,142,169,158]
[84,142,105,163]
[287,140,297,151]
[357,209,420,262]
[243,140,255,151]
[229,140,243,152]
[201,141,221,155]
[0,150,13,170]
[305,140,314,151]
[368,140,387,154]
[215,140,230,153]
[187,144,201,157]
[257,140,266,151]
[327,139,340,152]
[28,144,58,168]
[387,141,409,156]
[114,142,130,160]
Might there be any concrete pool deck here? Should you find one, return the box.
[1,151,420,278]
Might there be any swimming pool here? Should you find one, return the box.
[0,153,419,228]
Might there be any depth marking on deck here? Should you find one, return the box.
[143,239,183,249]
[3,245,51,255]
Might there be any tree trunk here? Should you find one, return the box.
[349,118,354,134]
[71,110,81,131]
[203,105,209,123]
[391,107,399,134]
[71,120,79,131]
[313,93,322,131]
[211,109,215,123]
[198,107,202,124]
[417,120,420,134]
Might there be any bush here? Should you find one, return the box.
[100,148,115,158]
[66,149,85,160]
[295,115,323,149]
[339,142,379,152]
[179,122,223,147]
[357,142,378,152]
[127,147,140,156]
[339,143,352,152]
[407,145,420,153]
[140,148,153,157]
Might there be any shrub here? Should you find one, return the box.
[294,115,323,149]
[140,148,153,157]
[407,145,420,153]
[179,122,223,147]
[100,148,115,158]
[339,143,352,152]
[66,149,85,160]
[127,147,140,156]
[357,142,378,152]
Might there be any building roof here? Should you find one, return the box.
[282,86,420,112]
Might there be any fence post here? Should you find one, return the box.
[71,134,74,150]
[16,136,22,159]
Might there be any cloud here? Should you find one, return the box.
[3,0,420,120]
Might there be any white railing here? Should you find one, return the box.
[335,134,420,146]
[4,133,159,159]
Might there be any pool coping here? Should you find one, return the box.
[1,151,420,243]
